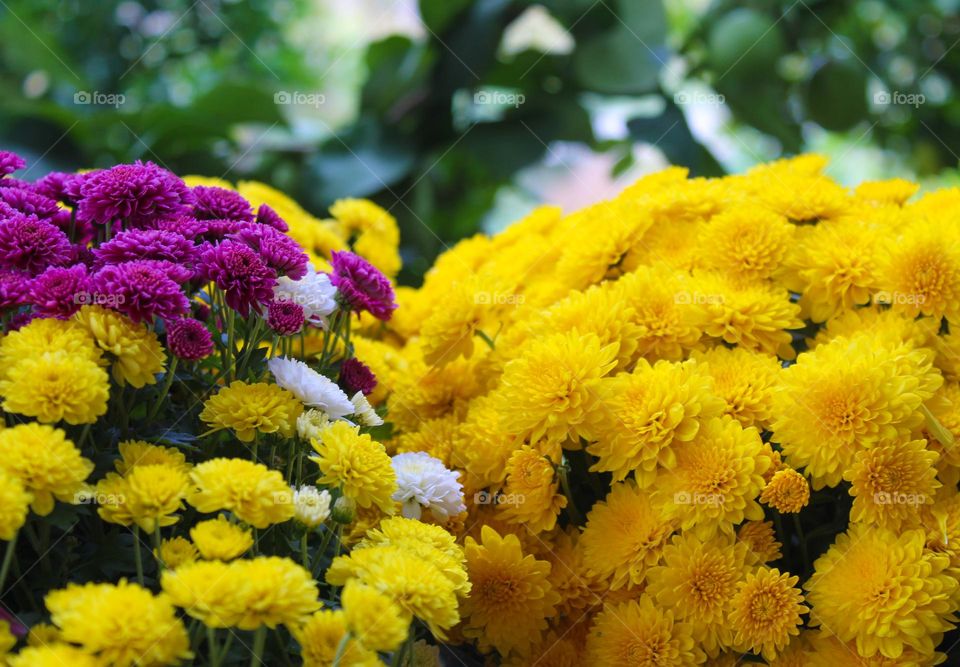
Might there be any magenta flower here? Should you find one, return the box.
[94,229,199,268]
[34,171,85,206]
[200,240,277,317]
[166,317,214,361]
[0,187,62,220]
[92,260,190,323]
[229,224,308,279]
[0,151,25,177]
[192,186,254,222]
[0,270,29,309]
[329,250,396,321]
[0,213,72,275]
[255,204,289,232]
[339,357,377,396]
[77,161,193,227]
[267,299,305,335]
[31,265,91,319]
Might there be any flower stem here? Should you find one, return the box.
[0,532,18,595]
[301,527,310,569]
[132,526,145,586]
[331,632,351,667]
[147,357,179,422]
[250,626,267,667]
[152,527,164,572]
[207,626,220,667]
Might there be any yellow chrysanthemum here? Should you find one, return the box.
[159,560,238,628]
[737,520,782,563]
[494,331,618,444]
[45,580,191,667]
[761,468,811,514]
[645,532,751,656]
[190,515,254,561]
[805,524,958,659]
[699,205,793,283]
[729,567,807,660]
[0,468,31,540]
[804,630,946,666]
[880,219,960,322]
[542,527,604,618]
[0,423,93,516]
[654,417,768,538]
[455,396,517,491]
[581,481,674,590]
[199,380,302,442]
[0,317,102,382]
[155,537,198,570]
[461,526,560,657]
[342,579,409,652]
[419,276,499,366]
[855,178,919,205]
[585,595,705,666]
[310,421,396,513]
[496,446,566,533]
[75,305,166,387]
[124,464,190,532]
[0,350,109,425]
[115,440,191,475]
[95,473,134,527]
[393,414,460,467]
[845,438,939,530]
[188,458,295,528]
[291,610,380,667]
[692,346,781,429]
[583,359,723,485]
[752,170,851,223]
[329,198,401,278]
[6,645,102,667]
[25,622,59,647]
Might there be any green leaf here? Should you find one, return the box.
[419,0,473,33]
[361,37,436,117]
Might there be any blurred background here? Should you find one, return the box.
[0,0,957,282]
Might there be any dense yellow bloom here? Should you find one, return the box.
[188,458,295,528]
[583,359,723,485]
[805,524,958,659]
[95,473,135,526]
[461,526,560,657]
[190,515,254,560]
[155,537,198,569]
[199,380,302,442]
[845,438,939,530]
[45,580,191,667]
[0,468,31,540]
[881,219,960,322]
[387,352,482,432]
[342,579,409,651]
[654,417,768,538]
[124,464,190,532]
[0,350,109,424]
[0,317,102,382]
[455,396,518,490]
[738,520,782,563]
[0,423,93,515]
[310,420,396,513]
[497,446,566,533]
[6,645,103,667]
[699,205,793,284]
[494,331,618,444]
[115,440,190,475]
[855,177,919,205]
[292,610,380,667]
[804,630,946,666]
[75,305,166,387]
[760,468,810,514]
[646,532,750,655]
[586,595,704,666]
[581,481,674,589]
[729,567,807,660]
[329,198,401,278]
[419,276,500,365]
[692,346,781,429]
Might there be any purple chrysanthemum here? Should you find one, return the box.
[30,264,90,319]
[166,317,214,361]
[192,186,254,222]
[94,229,199,269]
[0,187,62,220]
[329,250,397,321]
[0,270,29,309]
[339,357,377,396]
[0,214,72,275]
[77,161,193,227]
[92,260,190,323]
[200,240,277,317]
[34,171,85,206]
[229,224,308,280]
[267,299,305,335]
[255,204,289,232]
[0,151,25,177]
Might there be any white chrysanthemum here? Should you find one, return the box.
[390,452,465,521]
[274,269,338,327]
[292,485,332,528]
[351,392,383,427]
[267,356,354,418]
[297,408,331,441]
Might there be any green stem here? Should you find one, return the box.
[311,527,334,578]
[557,460,583,525]
[147,357,179,422]
[792,514,810,574]
[250,625,267,667]
[475,328,496,351]
[0,532,18,595]
[301,527,310,569]
[207,626,220,667]
[152,527,164,572]
[132,526,145,586]
[331,632,351,667]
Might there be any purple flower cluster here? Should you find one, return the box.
[330,250,397,320]
[77,161,193,228]
[339,357,377,396]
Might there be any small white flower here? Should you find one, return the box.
[274,268,338,327]
[292,485,332,528]
[351,391,383,427]
[268,356,354,419]
[296,408,331,442]
[391,452,465,522]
